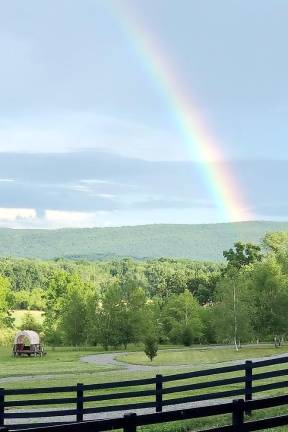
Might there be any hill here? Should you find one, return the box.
[0,221,287,261]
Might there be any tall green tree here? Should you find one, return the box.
[223,241,263,271]
[96,278,150,349]
[43,270,76,345]
[248,256,288,345]
[263,232,288,254]
[212,268,253,347]
[161,290,203,345]
[0,276,14,328]
[59,275,89,346]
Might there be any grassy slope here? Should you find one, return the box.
[0,221,288,261]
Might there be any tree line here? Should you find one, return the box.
[1,231,288,348]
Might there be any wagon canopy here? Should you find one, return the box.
[14,330,40,345]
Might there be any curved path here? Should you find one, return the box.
[80,347,288,373]
[81,352,165,372]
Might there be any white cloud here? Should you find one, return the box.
[0,208,36,221]
[0,207,229,229]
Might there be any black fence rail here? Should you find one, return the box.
[2,394,288,432]
[2,355,288,429]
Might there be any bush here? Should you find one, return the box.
[182,326,194,346]
[0,328,14,347]
[20,312,42,333]
[144,335,158,362]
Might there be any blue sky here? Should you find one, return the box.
[0,0,287,227]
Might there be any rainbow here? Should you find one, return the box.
[107,1,251,222]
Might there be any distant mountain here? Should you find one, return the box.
[0,221,287,261]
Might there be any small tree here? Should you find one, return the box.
[144,335,158,362]
[182,326,194,346]
[20,312,42,333]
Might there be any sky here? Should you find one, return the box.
[0,0,287,228]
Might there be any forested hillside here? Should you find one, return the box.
[1,232,288,348]
[0,221,288,260]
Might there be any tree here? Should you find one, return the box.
[20,312,42,333]
[263,232,288,254]
[0,276,14,328]
[59,275,89,346]
[144,335,158,362]
[248,256,288,345]
[28,288,45,310]
[182,326,194,346]
[43,271,89,346]
[223,241,263,271]
[161,290,203,344]
[212,269,253,348]
[85,288,101,346]
[96,278,150,349]
[42,270,70,345]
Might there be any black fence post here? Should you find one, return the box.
[156,374,163,412]
[245,360,253,416]
[76,383,84,422]
[124,413,137,432]
[232,399,245,431]
[0,388,4,427]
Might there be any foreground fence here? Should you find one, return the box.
[2,394,288,432]
[2,355,288,430]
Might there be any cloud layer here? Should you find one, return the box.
[0,151,286,228]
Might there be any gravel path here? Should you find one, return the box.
[80,352,175,372]
[80,347,288,373]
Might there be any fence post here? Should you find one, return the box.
[156,374,163,413]
[245,360,253,416]
[124,413,137,432]
[76,383,84,422]
[232,399,244,431]
[0,388,4,427]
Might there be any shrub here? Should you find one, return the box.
[182,326,194,346]
[20,312,42,333]
[0,328,14,347]
[144,335,158,362]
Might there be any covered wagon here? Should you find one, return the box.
[12,330,46,357]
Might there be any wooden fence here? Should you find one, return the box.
[1,394,288,432]
[2,355,288,430]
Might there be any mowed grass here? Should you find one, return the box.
[117,345,288,366]
[1,345,288,432]
[0,347,118,380]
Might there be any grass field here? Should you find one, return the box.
[0,347,119,381]
[117,345,288,367]
[1,345,288,431]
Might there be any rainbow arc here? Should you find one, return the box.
[108,0,252,222]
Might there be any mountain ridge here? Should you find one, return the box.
[0,221,287,261]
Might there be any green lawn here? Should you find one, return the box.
[117,345,288,367]
[1,345,288,432]
[0,347,118,380]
